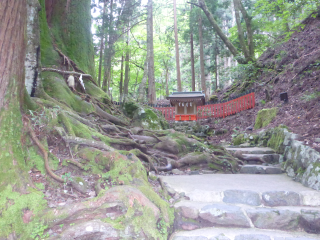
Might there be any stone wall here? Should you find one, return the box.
[259,128,320,190]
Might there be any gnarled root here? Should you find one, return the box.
[24,116,64,183]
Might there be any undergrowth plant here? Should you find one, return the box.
[30,222,49,240]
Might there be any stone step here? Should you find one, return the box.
[170,227,320,240]
[226,147,275,154]
[242,154,280,164]
[240,165,283,174]
[161,175,320,206]
[174,200,320,233]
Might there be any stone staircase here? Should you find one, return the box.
[161,149,320,240]
[226,147,283,175]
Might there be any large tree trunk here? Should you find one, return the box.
[190,5,196,92]
[173,0,182,91]
[0,0,29,190]
[198,13,207,99]
[233,0,250,60]
[147,0,156,104]
[98,0,107,87]
[137,58,148,102]
[198,0,247,64]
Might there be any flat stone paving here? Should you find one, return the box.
[170,227,320,240]
[161,174,320,205]
[161,174,315,193]
[226,147,275,154]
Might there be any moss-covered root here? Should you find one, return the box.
[254,107,278,129]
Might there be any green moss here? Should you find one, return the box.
[123,101,139,118]
[232,134,245,146]
[49,0,95,76]
[39,0,60,66]
[267,127,285,154]
[254,108,278,129]
[84,81,110,103]
[209,95,218,102]
[42,72,95,114]
[23,89,39,111]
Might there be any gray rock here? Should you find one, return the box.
[235,234,271,240]
[314,138,320,143]
[172,169,184,175]
[240,165,266,174]
[71,177,88,194]
[265,167,282,174]
[57,220,118,239]
[262,191,301,206]
[246,208,300,231]
[179,206,199,219]
[239,142,251,147]
[199,204,251,228]
[190,171,200,175]
[299,209,320,233]
[223,190,261,206]
[202,170,215,174]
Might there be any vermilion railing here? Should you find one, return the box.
[112,90,255,121]
[196,91,255,120]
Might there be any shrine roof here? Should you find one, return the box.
[166,91,205,105]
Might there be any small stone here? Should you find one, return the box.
[179,192,186,197]
[239,142,250,147]
[169,198,174,203]
[262,191,301,206]
[235,234,271,240]
[189,171,200,175]
[58,202,66,206]
[173,193,180,200]
[202,170,215,174]
[246,127,253,131]
[315,138,320,143]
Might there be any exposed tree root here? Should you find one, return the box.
[42,67,97,86]
[64,158,85,170]
[54,127,115,151]
[129,149,158,174]
[24,116,64,183]
[94,104,128,126]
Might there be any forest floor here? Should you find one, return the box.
[204,14,320,153]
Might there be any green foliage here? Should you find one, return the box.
[260,99,266,105]
[267,127,286,154]
[232,134,245,146]
[254,108,278,129]
[30,222,49,240]
[230,61,260,83]
[61,172,73,183]
[157,216,167,235]
[301,91,320,101]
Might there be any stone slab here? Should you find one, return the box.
[262,191,301,206]
[242,154,280,164]
[226,147,275,154]
[240,165,283,174]
[170,227,320,240]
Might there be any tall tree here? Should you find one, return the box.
[123,28,130,101]
[147,0,156,103]
[98,0,107,86]
[173,0,182,91]
[190,4,196,91]
[137,58,148,102]
[119,54,124,101]
[198,12,207,99]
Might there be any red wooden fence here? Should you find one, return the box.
[153,91,255,121]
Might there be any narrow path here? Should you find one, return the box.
[161,147,320,240]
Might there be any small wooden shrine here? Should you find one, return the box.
[166,91,205,121]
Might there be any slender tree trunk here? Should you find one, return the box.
[137,58,148,102]
[103,0,114,92]
[98,0,107,87]
[190,5,196,91]
[198,0,246,64]
[215,35,218,90]
[165,68,169,96]
[147,0,156,103]
[233,0,249,60]
[119,54,124,102]
[198,13,207,99]
[123,30,130,101]
[237,0,254,59]
[173,0,182,91]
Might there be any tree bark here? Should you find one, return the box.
[119,54,124,102]
[123,30,130,101]
[198,13,207,99]
[173,0,182,91]
[98,0,107,87]
[198,0,247,64]
[190,5,196,92]
[237,0,254,59]
[165,68,169,96]
[0,0,30,193]
[233,0,249,60]
[147,0,156,103]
